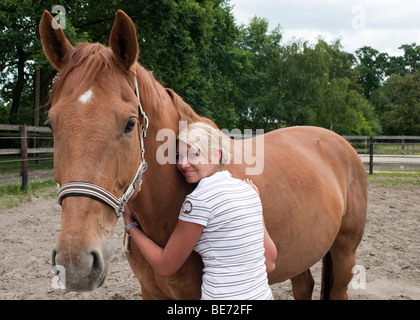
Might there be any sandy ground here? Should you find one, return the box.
[0,182,419,300]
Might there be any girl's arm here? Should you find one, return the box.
[244,179,278,273]
[123,206,203,277]
[262,219,277,273]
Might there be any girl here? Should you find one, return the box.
[123,122,277,299]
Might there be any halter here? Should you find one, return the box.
[56,77,148,218]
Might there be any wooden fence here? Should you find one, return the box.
[343,136,420,174]
[1,124,419,190]
[0,124,53,190]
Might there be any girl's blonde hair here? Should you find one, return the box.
[178,122,231,165]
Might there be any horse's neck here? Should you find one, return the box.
[131,67,192,245]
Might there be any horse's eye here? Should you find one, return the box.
[124,119,137,133]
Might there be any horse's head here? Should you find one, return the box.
[40,10,143,291]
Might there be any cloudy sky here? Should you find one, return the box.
[229,0,420,56]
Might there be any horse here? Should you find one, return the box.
[40,10,367,299]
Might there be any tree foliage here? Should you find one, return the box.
[357,43,420,135]
[371,72,420,135]
[0,0,418,135]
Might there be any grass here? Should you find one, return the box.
[367,172,420,187]
[0,179,57,210]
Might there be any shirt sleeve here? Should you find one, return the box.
[178,195,211,227]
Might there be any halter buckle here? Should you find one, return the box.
[116,198,125,218]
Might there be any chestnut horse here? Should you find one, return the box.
[40,10,366,299]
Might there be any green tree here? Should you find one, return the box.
[234,17,283,131]
[3,0,413,135]
[280,40,326,126]
[126,0,241,129]
[280,39,380,135]
[354,46,389,99]
[371,71,420,135]
[0,0,51,123]
[0,0,103,124]
[0,0,240,128]
[198,4,243,129]
[399,43,420,73]
[381,43,420,77]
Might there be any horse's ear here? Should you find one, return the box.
[109,10,139,70]
[39,10,73,71]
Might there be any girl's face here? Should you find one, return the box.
[176,141,221,184]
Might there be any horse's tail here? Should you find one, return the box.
[320,251,333,300]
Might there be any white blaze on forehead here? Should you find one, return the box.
[78,89,93,104]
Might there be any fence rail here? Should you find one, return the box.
[343,135,420,174]
[343,135,420,154]
[0,124,53,190]
[1,124,419,190]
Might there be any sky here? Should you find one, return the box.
[229,0,420,56]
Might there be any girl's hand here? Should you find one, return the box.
[123,205,135,226]
[244,178,259,195]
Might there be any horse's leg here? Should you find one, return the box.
[328,247,356,300]
[327,178,367,300]
[328,217,365,300]
[325,212,364,300]
[290,269,315,300]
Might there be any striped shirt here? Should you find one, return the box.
[179,171,273,300]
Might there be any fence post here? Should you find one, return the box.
[20,125,28,190]
[369,136,374,175]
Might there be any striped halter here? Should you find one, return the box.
[56,78,148,218]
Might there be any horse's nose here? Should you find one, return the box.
[52,246,105,291]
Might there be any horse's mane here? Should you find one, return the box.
[165,88,209,123]
[135,64,217,128]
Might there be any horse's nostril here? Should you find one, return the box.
[89,250,104,280]
[91,251,99,268]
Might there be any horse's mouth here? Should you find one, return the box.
[52,247,110,292]
[63,266,109,292]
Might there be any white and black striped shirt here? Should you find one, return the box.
[179,171,273,300]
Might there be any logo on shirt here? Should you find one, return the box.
[182,200,193,214]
